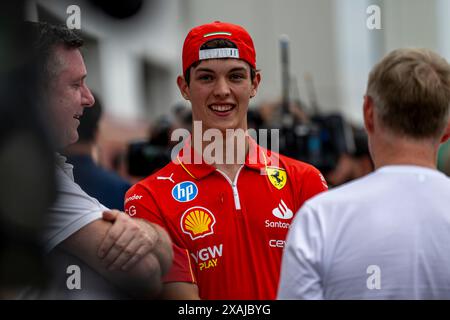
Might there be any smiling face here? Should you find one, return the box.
[177,58,260,134]
[46,45,95,148]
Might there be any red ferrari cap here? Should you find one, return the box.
[182,21,256,75]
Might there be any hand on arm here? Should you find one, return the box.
[98,210,173,274]
[134,220,173,276]
[60,210,173,299]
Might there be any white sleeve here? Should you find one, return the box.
[277,203,324,299]
[43,167,109,253]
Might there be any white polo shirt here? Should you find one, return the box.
[278,165,450,299]
[45,154,106,252]
[20,154,127,299]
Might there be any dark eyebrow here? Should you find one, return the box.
[229,67,247,73]
[194,68,214,73]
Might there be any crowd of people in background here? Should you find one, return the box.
[101,100,375,188]
[122,101,450,185]
[2,16,450,301]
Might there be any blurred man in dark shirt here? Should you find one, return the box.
[64,94,131,211]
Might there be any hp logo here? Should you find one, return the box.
[172,181,198,202]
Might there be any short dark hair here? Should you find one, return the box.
[184,38,257,85]
[25,21,83,83]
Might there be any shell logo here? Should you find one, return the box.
[180,206,216,241]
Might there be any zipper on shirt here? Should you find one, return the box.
[216,165,244,210]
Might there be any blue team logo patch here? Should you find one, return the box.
[172,181,198,202]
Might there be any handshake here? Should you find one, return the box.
[99,210,173,275]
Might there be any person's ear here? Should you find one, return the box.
[363,95,375,134]
[250,71,261,98]
[440,120,450,143]
[177,75,190,100]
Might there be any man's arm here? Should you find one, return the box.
[60,210,173,298]
[160,282,200,300]
[98,211,173,274]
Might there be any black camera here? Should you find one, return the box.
[127,141,171,177]
[279,113,354,174]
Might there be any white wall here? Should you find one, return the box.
[32,0,183,121]
[184,0,448,125]
[383,0,439,52]
[437,0,450,60]
[333,0,375,124]
[184,0,340,116]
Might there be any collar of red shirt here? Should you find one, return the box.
[176,136,281,180]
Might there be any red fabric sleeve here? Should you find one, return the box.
[124,183,196,284]
[300,166,328,203]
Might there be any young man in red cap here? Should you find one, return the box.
[125,21,327,299]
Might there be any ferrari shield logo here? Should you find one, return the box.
[266,167,287,190]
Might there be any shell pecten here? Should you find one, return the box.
[185,209,211,235]
[181,206,216,240]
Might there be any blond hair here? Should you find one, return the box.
[367,48,450,139]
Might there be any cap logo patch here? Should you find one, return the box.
[199,48,239,60]
[203,31,232,37]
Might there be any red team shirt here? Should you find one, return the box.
[125,138,327,299]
